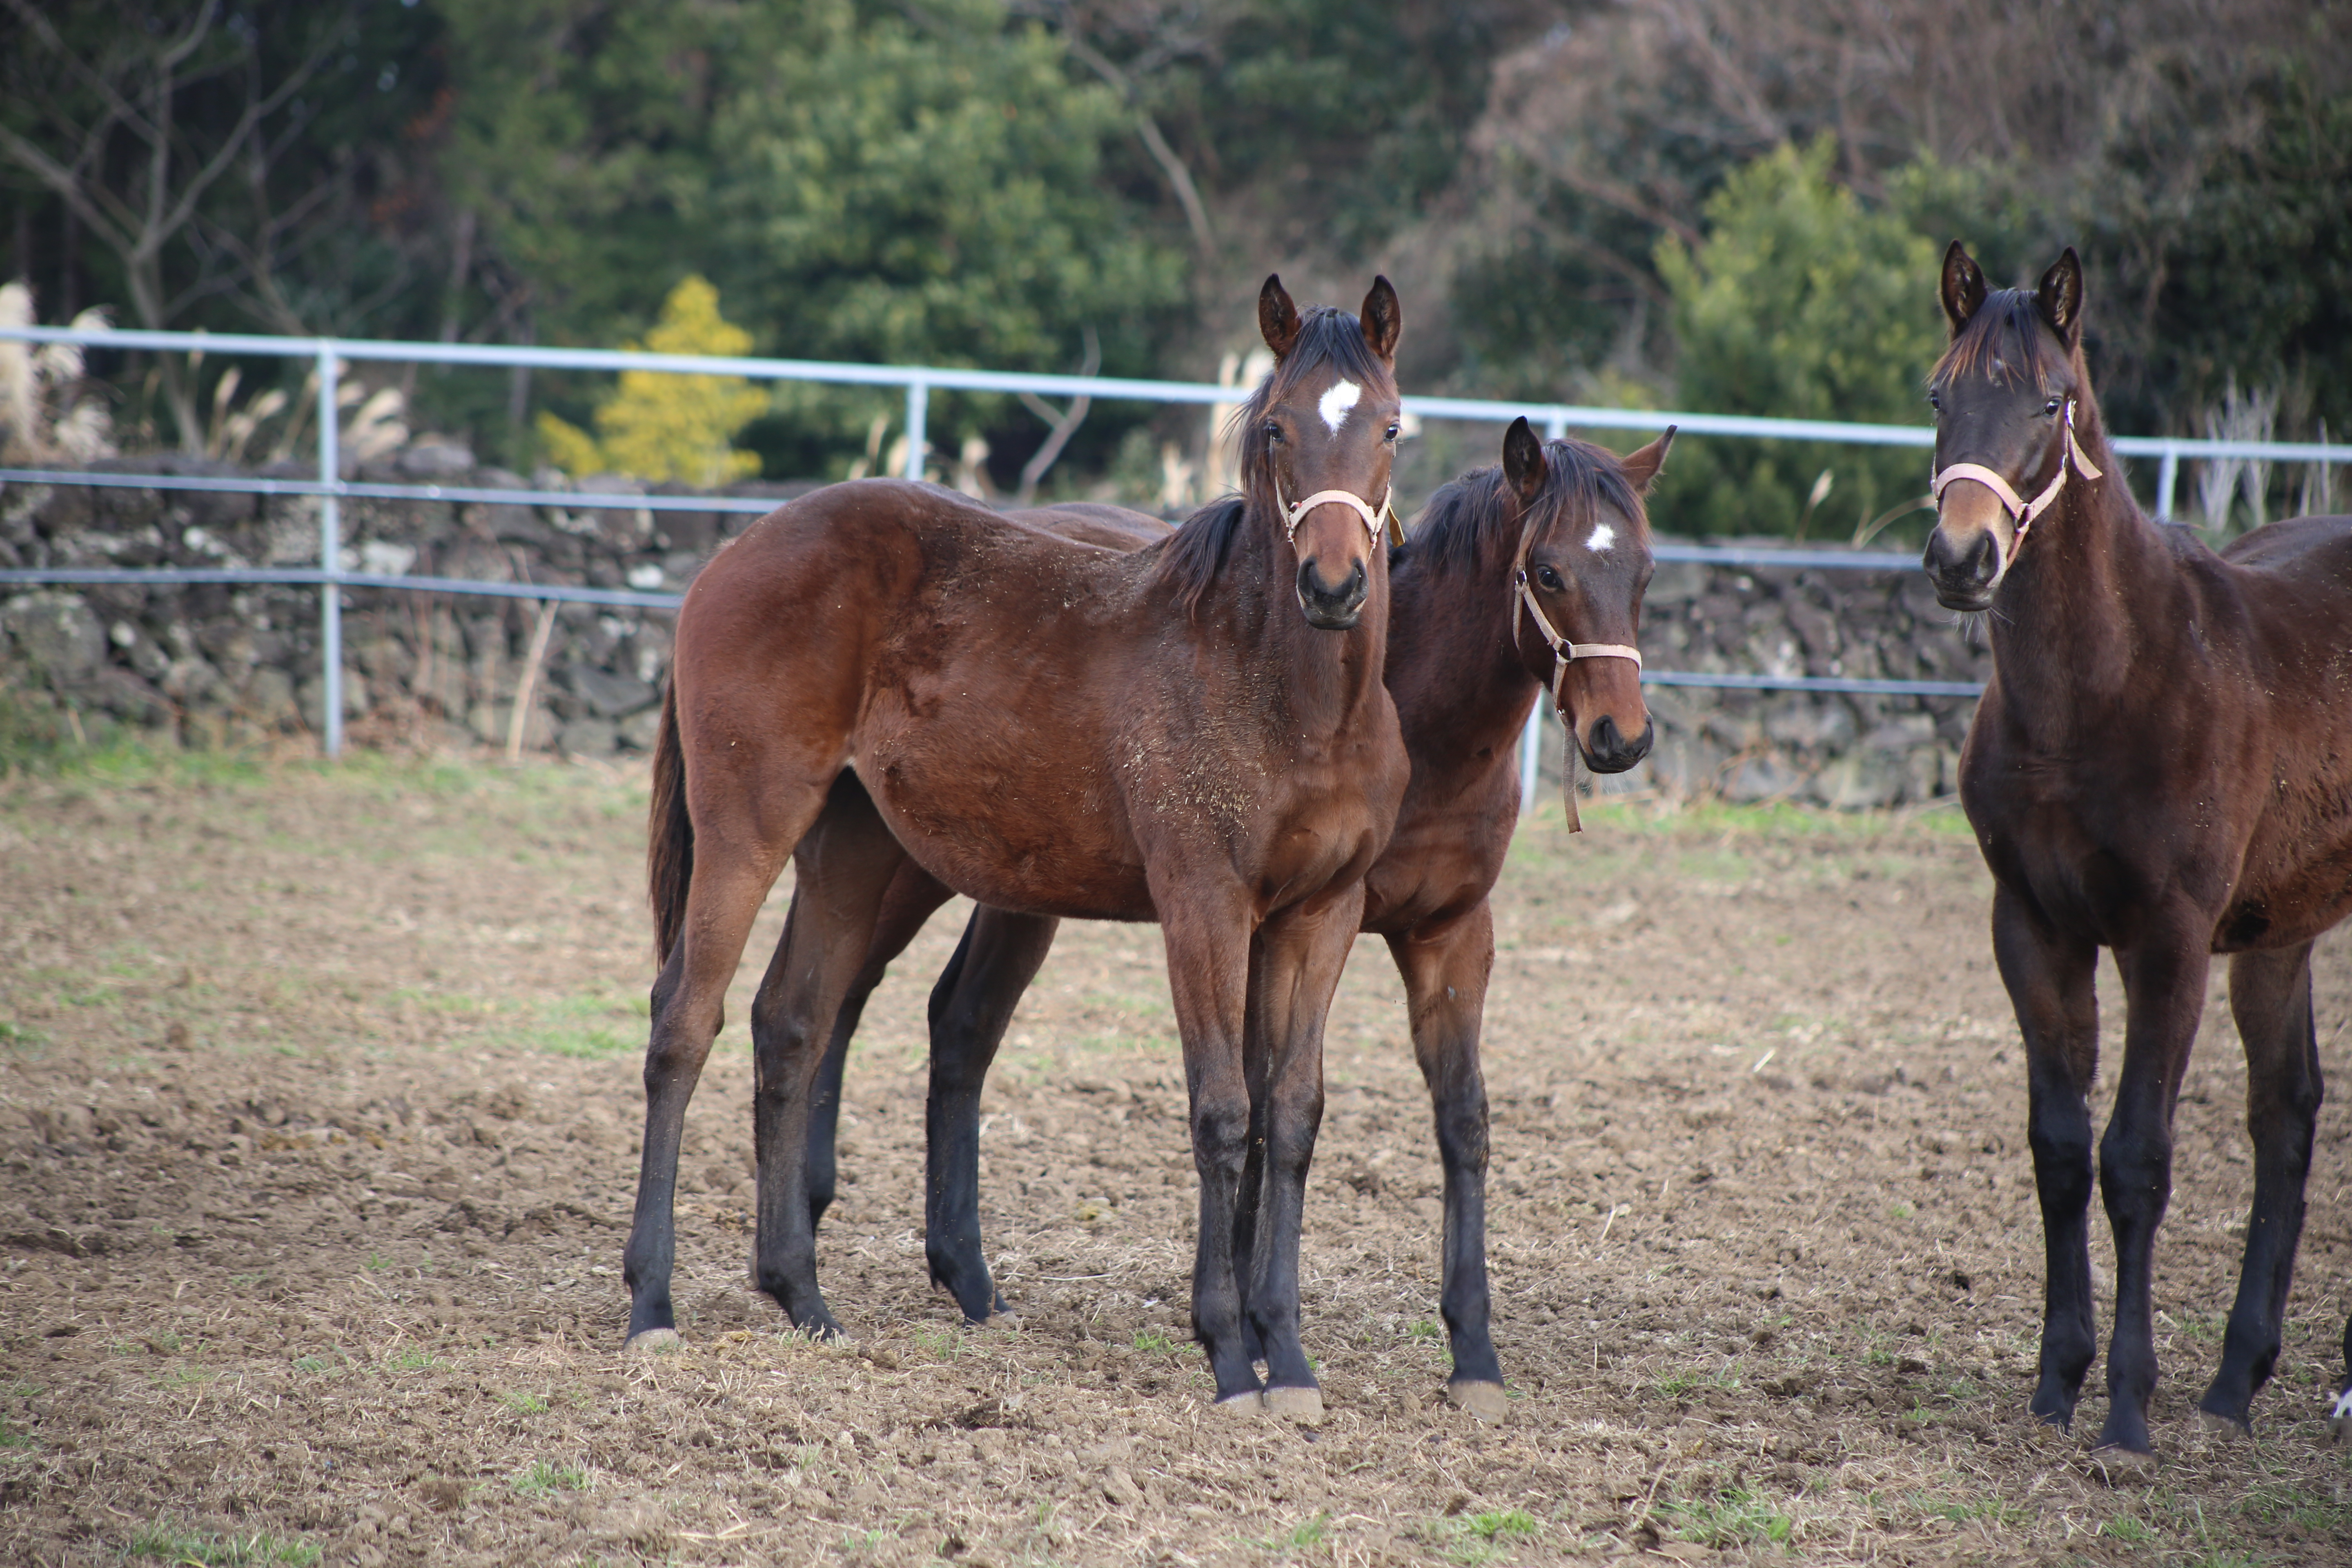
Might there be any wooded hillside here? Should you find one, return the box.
[5,0,2345,535]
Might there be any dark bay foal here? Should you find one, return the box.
[625,278,1413,1415]
[796,419,1669,1421]
[1924,244,2352,1460]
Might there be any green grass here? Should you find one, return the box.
[1260,1513,1332,1554]
[511,1459,592,1497]
[1131,1329,1181,1354]
[383,1346,439,1372]
[1407,1318,1443,1342]
[499,1389,549,1413]
[125,1519,321,1566]
[1657,1486,1795,1550]
[1425,1507,1541,1564]
[2100,1515,2157,1544]
[1653,1365,1741,1398]
[0,1419,36,1454]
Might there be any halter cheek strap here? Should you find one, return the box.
[1930,399,2104,554]
[1276,477,1398,547]
[1511,568,1642,714]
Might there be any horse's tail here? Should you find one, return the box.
[646,677,693,966]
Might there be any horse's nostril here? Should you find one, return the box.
[1588,715,1621,757]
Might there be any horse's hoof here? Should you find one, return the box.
[2196,1408,2250,1442]
[2328,1386,2352,1444]
[624,1327,683,1356]
[2087,1443,2157,1482]
[1213,1391,1266,1417]
[1446,1380,1510,1424]
[1263,1385,1324,1424]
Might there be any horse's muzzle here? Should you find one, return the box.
[1922,527,2001,612]
[1581,715,1653,774]
[1296,559,1368,630]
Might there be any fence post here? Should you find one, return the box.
[2156,439,2179,522]
[904,379,929,481]
[316,343,343,758]
[1519,705,1542,816]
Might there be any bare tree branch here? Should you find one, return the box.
[1060,33,1215,255]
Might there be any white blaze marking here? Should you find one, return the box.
[1585,522,1615,553]
[1317,379,1360,432]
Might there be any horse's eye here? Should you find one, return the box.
[1262,419,1283,442]
[1927,392,1942,414]
[2043,396,2063,416]
[1384,423,1400,442]
[1536,566,1565,592]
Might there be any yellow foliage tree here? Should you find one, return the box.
[537,276,766,486]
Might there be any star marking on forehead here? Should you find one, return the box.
[1585,522,1615,553]
[1317,379,1360,433]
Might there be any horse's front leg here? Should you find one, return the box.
[2198,942,2323,1433]
[2096,913,2213,1457]
[1385,901,1505,1420]
[1989,886,2100,1430]
[1244,884,1366,1421]
[745,775,902,1340]
[1156,886,1263,1409]
[924,906,1059,1324]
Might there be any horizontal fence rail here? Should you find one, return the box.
[4,324,2345,807]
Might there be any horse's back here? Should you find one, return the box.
[2219,512,2352,580]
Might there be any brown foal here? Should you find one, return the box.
[792,418,1668,1421]
[625,278,1412,1414]
[1924,244,2352,1459]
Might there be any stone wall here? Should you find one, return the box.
[2,454,1988,803]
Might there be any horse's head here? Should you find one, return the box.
[1504,416,1670,773]
[1248,274,1403,630]
[1923,244,2098,611]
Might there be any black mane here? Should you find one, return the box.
[1401,436,1645,573]
[1933,289,2068,388]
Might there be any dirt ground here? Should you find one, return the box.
[4,751,2351,1567]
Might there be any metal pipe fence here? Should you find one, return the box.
[3,324,2345,809]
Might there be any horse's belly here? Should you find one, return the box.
[855,732,1152,920]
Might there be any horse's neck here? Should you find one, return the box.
[1987,478,2175,735]
[1223,512,1391,734]
[1387,531,1537,774]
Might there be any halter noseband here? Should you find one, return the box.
[1275,474,1400,548]
[1929,399,2104,555]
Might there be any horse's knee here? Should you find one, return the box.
[1192,1096,1250,1176]
[2097,1127,2172,1218]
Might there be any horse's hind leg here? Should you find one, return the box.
[1386,903,1505,1420]
[2333,1315,2352,1443]
[624,800,811,1349]
[747,773,904,1339]
[1989,886,2101,1430]
[801,847,957,1230]
[925,906,1058,1323]
[2198,942,2323,1433]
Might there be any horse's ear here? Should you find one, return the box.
[1619,425,1676,494]
[1359,275,1401,361]
[2036,247,2084,349]
[1502,416,1546,502]
[1259,275,1302,360]
[1940,241,1987,336]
